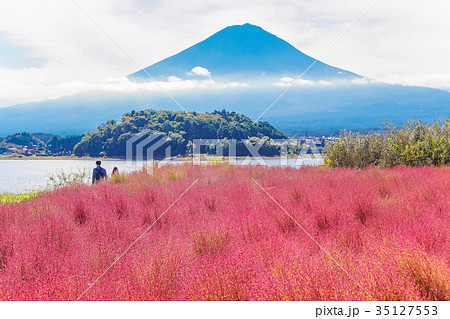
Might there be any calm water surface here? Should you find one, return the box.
[0,158,322,193]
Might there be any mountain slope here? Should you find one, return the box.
[129,23,360,81]
[0,83,448,136]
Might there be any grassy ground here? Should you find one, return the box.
[0,191,44,205]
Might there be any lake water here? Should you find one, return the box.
[0,157,323,193]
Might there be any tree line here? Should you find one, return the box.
[73,109,289,157]
[0,132,82,156]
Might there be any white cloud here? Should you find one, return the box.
[378,74,450,92]
[0,0,449,106]
[188,66,212,77]
[0,75,249,105]
[273,77,331,87]
[100,77,247,91]
[168,75,182,82]
[351,77,372,85]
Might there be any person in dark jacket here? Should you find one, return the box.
[92,160,107,184]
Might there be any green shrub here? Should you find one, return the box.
[325,119,450,168]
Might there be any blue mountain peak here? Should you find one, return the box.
[129,23,361,81]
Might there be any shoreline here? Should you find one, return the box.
[0,155,324,195]
[0,154,324,161]
[0,155,123,161]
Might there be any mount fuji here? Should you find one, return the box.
[129,23,360,82]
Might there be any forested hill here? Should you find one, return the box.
[73,109,287,157]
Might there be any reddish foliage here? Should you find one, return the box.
[0,165,448,300]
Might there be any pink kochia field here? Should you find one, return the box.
[0,165,449,301]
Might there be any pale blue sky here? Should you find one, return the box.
[0,35,45,68]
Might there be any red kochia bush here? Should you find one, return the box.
[0,165,448,300]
